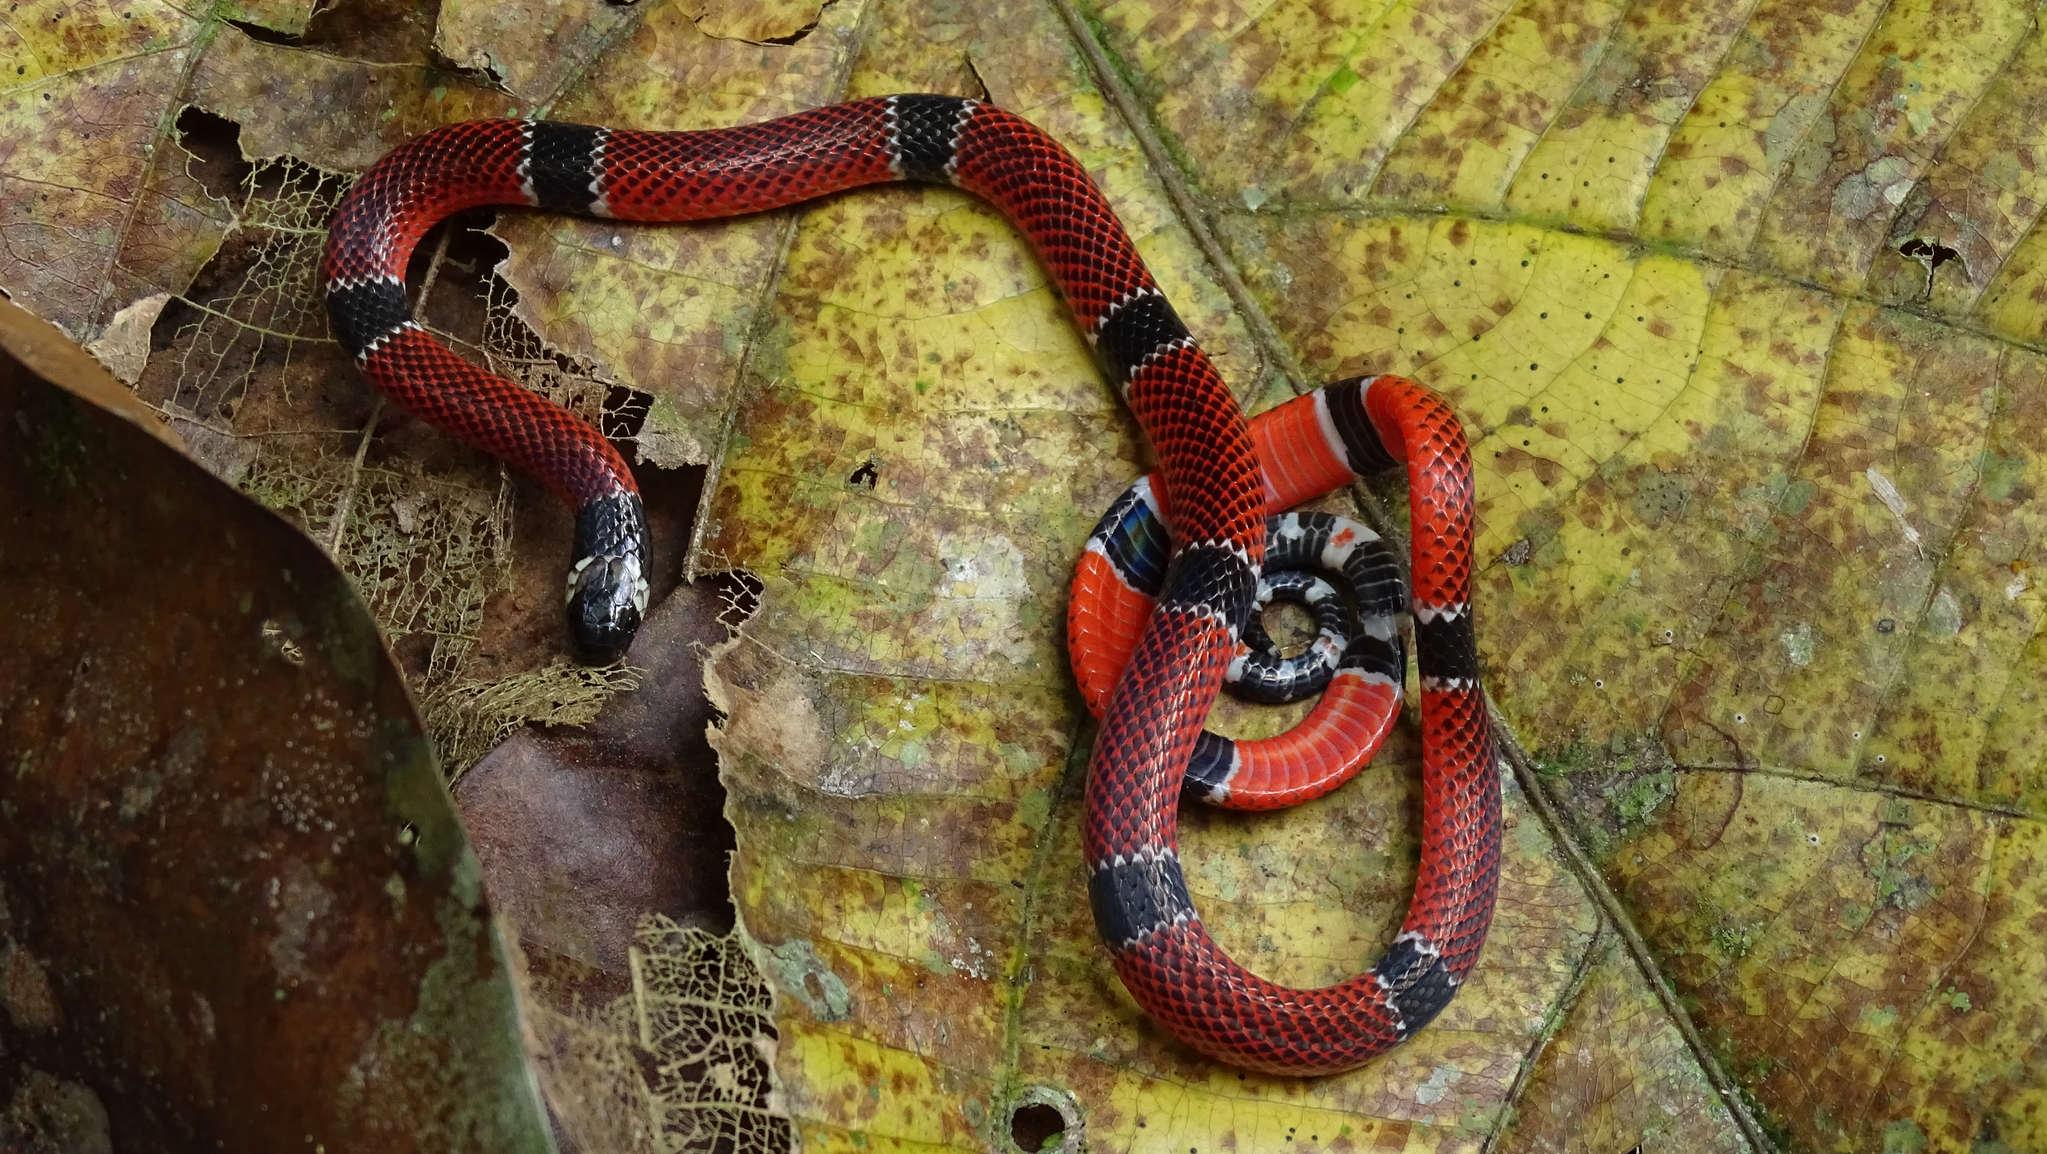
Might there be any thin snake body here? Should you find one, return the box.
[322,95,1500,1074]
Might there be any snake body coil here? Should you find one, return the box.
[323,95,1500,1074]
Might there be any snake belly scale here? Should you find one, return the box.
[322,94,1500,1074]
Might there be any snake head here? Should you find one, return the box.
[566,492,650,663]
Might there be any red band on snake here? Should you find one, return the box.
[322,95,1500,1074]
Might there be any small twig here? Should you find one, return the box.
[326,396,383,553]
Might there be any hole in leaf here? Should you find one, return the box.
[1003,1086,1081,1152]
[601,384,653,441]
[174,106,252,203]
[1009,1102,1068,1152]
[1898,237,1959,269]
[1899,236,1962,296]
[223,15,305,45]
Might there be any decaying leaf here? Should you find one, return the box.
[0,301,549,1152]
[455,576,780,1154]
[9,0,2047,1151]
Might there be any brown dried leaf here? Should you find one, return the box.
[0,300,549,1152]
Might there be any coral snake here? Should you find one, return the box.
[324,95,1500,1074]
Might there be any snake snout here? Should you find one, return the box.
[565,491,651,663]
[566,554,646,662]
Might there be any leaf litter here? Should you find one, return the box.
[7,0,2047,1151]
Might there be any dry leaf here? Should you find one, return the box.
[9,0,2047,1151]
